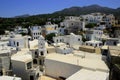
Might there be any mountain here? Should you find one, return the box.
[14,14,30,18]
[54,4,116,16]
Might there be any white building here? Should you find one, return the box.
[81,13,104,24]
[0,35,11,41]
[44,22,58,35]
[103,14,115,27]
[61,16,85,34]
[53,43,73,54]
[0,76,22,80]
[53,33,83,47]
[85,29,103,41]
[9,34,29,50]
[105,38,119,46]
[30,26,42,39]
[45,52,109,80]
[85,40,103,47]
[15,26,28,34]
[11,50,40,80]
[0,41,17,75]
[57,27,65,35]
[29,36,48,72]
[38,35,47,56]
[94,24,106,30]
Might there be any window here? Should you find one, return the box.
[14,41,15,45]
[41,51,44,56]
[39,60,42,65]
[60,39,62,42]
[30,75,34,80]
[78,38,80,41]
[33,59,37,64]
[35,51,38,58]
[17,42,19,46]
[60,29,61,32]
[95,44,97,47]
[90,44,92,46]
[56,39,58,42]
[71,23,74,25]
[62,39,64,42]
[55,26,57,30]
[27,62,32,69]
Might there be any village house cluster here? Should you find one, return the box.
[0,12,120,80]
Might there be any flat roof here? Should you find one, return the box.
[39,76,56,80]
[73,50,101,60]
[67,69,108,80]
[0,46,16,54]
[0,76,21,80]
[29,39,38,50]
[79,45,95,49]
[101,46,108,50]
[11,50,32,62]
[109,46,120,56]
[45,53,109,72]
[53,43,66,47]
[85,40,102,43]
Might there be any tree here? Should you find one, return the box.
[85,23,97,28]
[0,29,5,35]
[45,33,56,42]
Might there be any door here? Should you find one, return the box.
[30,75,34,80]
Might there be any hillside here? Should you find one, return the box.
[0,4,120,35]
[54,4,120,19]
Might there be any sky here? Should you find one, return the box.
[0,0,120,17]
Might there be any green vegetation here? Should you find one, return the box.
[85,23,97,28]
[1,5,120,35]
[0,14,65,35]
[45,33,56,42]
[0,29,5,35]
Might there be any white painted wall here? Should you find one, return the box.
[45,59,80,78]
[53,34,82,47]
[12,60,29,80]
[30,26,42,39]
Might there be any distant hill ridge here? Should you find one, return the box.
[53,4,120,19]
[1,4,120,19]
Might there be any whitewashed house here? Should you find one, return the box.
[57,27,65,35]
[15,26,28,34]
[85,40,103,47]
[29,35,48,72]
[53,43,73,54]
[38,35,47,56]
[9,34,29,50]
[44,22,58,35]
[103,14,115,28]
[0,76,22,80]
[81,13,104,24]
[11,50,40,80]
[53,33,83,48]
[0,41,17,76]
[45,53,109,80]
[105,38,119,46]
[60,16,85,34]
[85,29,103,41]
[30,26,42,39]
